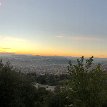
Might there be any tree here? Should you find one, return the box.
[47,92,65,107]
[67,56,106,107]
[0,60,36,107]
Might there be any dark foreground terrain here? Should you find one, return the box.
[0,56,107,107]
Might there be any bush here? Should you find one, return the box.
[67,56,107,107]
[0,60,36,107]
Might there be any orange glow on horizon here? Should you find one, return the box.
[0,49,106,58]
[0,36,106,58]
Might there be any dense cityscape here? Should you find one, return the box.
[0,53,107,74]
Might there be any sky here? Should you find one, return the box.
[0,0,107,58]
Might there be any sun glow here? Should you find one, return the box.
[0,36,34,53]
[0,35,107,58]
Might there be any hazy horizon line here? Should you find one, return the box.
[0,52,107,59]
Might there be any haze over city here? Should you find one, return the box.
[0,0,107,58]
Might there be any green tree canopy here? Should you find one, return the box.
[0,60,36,107]
[67,56,106,107]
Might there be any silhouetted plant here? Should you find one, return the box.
[67,56,106,107]
[0,60,36,107]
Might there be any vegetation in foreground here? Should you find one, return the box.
[0,57,107,107]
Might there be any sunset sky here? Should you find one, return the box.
[0,0,107,57]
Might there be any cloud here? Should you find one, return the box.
[2,36,26,42]
[55,34,104,42]
[0,35,36,54]
[0,35,29,48]
[56,35,64,38]
[0,35,27,43]
[0,47,12,53]
[1,48,11,50]
[71,36,103,41]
